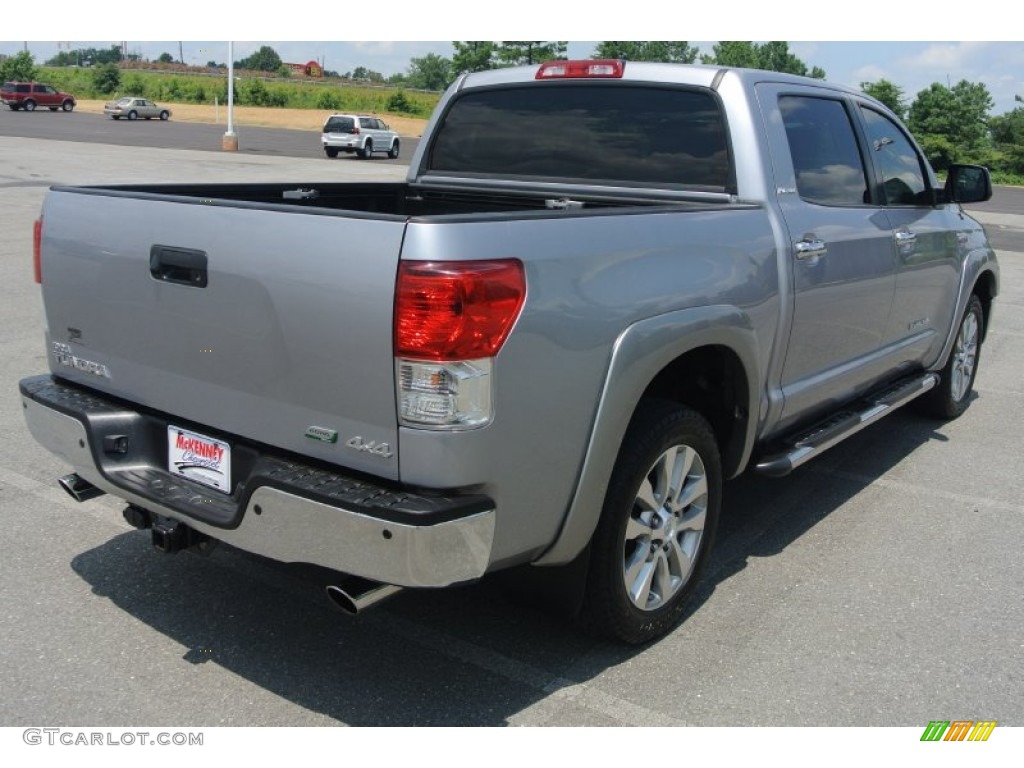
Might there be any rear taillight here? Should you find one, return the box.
[395,259,526,429]
[33,217,42,284]
[395,259,525,361]
[536,59,624,79]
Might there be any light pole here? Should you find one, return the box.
[222,41,238,151]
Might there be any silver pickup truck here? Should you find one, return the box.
[20,60,998,644]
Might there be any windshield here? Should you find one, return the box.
[429,84,732,190]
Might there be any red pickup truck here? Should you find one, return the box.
[1,81,76,111]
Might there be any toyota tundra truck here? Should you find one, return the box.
[19,60,998,644]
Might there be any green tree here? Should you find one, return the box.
[157,52,175,64]
[985,98,1024,175]
[495,41,567,66]
[236,45,282,72]
[452,41,496,74]
[386,90,414,114]
[405,53,452,91]
[594,41,698,63]
[0,50,38,81]
[860,79,907,120]
[908,80,994,169]
[349,66,384,82]
[701,41,825,78]
[91,63,121,94]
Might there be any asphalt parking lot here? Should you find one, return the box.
[0,135,1022,728]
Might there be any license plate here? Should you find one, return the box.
[167,426,232,493]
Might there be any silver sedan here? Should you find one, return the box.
[104,97,171,121]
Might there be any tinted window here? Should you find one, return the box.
[324,117,355,133]
[16,84,30,93]
[859,107,929,205]
[430,84,731,189]
[780,96,868,206]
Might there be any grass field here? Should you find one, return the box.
[78,100,430,137]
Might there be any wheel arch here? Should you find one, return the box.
[534,305,761,566]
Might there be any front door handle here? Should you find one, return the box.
[894,229,917,245]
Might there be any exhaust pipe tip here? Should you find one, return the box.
[326,580,402,616]
[58,473,105,503]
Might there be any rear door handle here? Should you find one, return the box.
[150,245,208,287]
[794,238,827,260]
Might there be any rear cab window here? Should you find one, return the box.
[427,84,732,191]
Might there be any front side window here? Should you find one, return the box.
[859,107,930,206]
[779,95,868,206]
[430,84,731,189]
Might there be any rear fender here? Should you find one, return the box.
[534,305,761,566]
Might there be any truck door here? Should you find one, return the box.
[855,103,962,363]
[757,85,898,427]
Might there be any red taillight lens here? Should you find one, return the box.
[536,59,624,79]
[395,259,526,361]
[33,217,42,284]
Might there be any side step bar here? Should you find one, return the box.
[755,372,938,477]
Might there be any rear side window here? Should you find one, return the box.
[16,84,30,93]
[429,84,731,190]
[779,96,869,206]
[324,117,355,133]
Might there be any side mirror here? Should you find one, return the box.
[945,164,992,204]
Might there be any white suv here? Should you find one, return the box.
[321,114,400,159]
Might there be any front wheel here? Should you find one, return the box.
[62,100,74,112]
[919,294,984,420]
[581,400,721,644]
[127,110,137,120]
[159,111,169,121]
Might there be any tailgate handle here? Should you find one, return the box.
[150,245,208,288]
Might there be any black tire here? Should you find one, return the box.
[24,100,36,112]
[7,105,18,111]
[360,140,373,159]
[127,110,138,120]
[388,140,400,159]
[919,294,984,420]
[48,106,58,111]
[62,100,74,112]
[159,111,169,121]
[325,147,339,158]
[581,400,721,644]
[111,115,120,120]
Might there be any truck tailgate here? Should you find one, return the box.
[39,189,404,480]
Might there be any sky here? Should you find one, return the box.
[2,2,1021,115]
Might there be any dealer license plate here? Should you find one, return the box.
[167,426,232,493]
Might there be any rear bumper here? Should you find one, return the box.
[19,375,495,587]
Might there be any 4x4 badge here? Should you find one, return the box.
[346,436,393,459]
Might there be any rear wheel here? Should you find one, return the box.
[325,147,339,158]
[919,294,984,420]
[581,400,721,644]
[24,100,36,112]
[388,140,400,159]
[360,140,373,159]
[62,100,74,112]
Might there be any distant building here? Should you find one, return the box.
[285,61,323,78]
